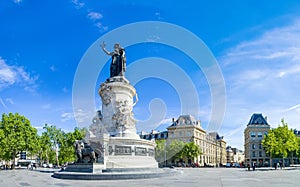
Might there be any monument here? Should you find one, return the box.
[53,42,175,180]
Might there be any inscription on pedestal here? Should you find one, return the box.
[135,147,147,156]
[115,145,132,155]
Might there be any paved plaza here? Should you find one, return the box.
[1,167,300,187]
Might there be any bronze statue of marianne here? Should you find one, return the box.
[101,42,126,77]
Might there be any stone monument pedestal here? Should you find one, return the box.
[98,76,140,139]
[105,137,157,168]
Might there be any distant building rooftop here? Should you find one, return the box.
[168,114,202,128]
[247,113,269,126]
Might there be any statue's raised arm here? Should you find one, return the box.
[101,42,113,56]
[101,42,126,77]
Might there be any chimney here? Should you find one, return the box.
[264,116,267,122]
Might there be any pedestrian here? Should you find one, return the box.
[252,162,256,171]
[274,162,277,170]
[279,161,283,169]
[247,163,250,171]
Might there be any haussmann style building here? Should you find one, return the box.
[141,115,227,167]
[244,113,270,167]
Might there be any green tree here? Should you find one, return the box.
[0,113,39,169]
[155,139,166,164]
[262,119,298,166]
[181,142,202,162]
[297,137,300,157]
[42,124,64,166]
[59,127,86,164]
[166,140,186,160]
[37,132,56,164]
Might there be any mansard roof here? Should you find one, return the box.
[247,113,269,126]
[168,114,202,128]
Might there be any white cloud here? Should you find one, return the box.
[70,1,107,32]
[222,19,300,66]
[277,64,300,78]
[285,104,300,112]
[42,104,52,110]
[50,65,56,72]
[155,12,163,20]
[89,12,107,32]
[13,0,23,4]
[33,126,43,130]
[158,118,172,125]
[5,98,14,105]
[87,12,103,20]
[0,97,8,110]
[62,87,68,93]
[0,57,38,91]
[218,18,300,149]
[61,109,91,124]
[71,0,85,9]
[61,112,74,122]
[94,22,108,32]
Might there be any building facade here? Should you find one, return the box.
[226,146,245,164]
[141,115,227,166]
[244,113,270,167]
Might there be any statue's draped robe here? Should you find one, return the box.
[110,49,125,77]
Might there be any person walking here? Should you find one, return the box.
[252,162,256,171]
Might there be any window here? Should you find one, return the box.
[252,151,256,157]
[250,132,256,138]
[161,134,164,138]
[264,132,268,136]
[179,132,182,136]
[187,131,191,136]
[259,144,262,149]
[259,151,262,157]
[258,132,262,138]
[252,144,256,149]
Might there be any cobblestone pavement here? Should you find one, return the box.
[1,167,300,187]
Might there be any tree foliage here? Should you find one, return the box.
[38,125,86,165]
[181,142,202,160]
[0,113,39,169]
[262,119,298,158]
[155,139,166,164]
[41,124,65,166]
[155,140,202,164]
[0,113,86,167]
[58,127,86,164]
[166,140,186,160]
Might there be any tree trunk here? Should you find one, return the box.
[56,155,59,166]
[270,152,272,168]
[12,150,16,170]
[282,154,284,168]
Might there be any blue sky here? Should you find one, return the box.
[1,0,300,149]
